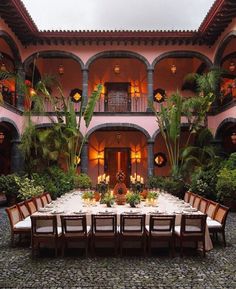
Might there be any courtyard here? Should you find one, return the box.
[0,207,236,289]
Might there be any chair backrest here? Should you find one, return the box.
[40,194,48,207]
[31,215,58,236]
[34,196,43,210]
[189,193,196,206]
[193,195,201,210]
[180,214,207,236]
[92,214,117,234]
[17,201,30,219]
[206,200,219,218]
[149,214,175,235]
[214,205,229,227]
[120,214,145,234]
[26,199,37,214]
[5,205,22,229]
[184,191,191,203]
[199,198,208,214]
[45,192,52,203]
[61,214,87,235]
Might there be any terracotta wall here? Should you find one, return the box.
[88,130,147,185]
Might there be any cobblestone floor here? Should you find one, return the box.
[0,207,236,289]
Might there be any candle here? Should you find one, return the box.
[98,176,101,183]
[137,175,141,182]
[103,173,106,181]
[134,173,137,180]
[140,177,144,184]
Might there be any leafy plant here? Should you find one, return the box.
[15,176,44,200]
[74,173,92,189]
[216,168,236,201]
[82,191,94,200]
[126,192,141,207]
[147,191,159,200]
[0,174,20,196]
[101,192,115,207]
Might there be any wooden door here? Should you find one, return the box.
[105,148,131,188]
[105,82,131,112]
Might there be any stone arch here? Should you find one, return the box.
[215,117,236,140]
[151,50,213,70]
[85,50,151,70]
[151,123,190,142]
[0,30,21,67]
[214,31,236,66]
[23,50,85,72]
[0,117,20,139]
[87,122,151,139]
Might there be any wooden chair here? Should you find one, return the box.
[193,195,201,210]
[5,205,31,246]
[17,201,31,219]
[184,191,191,203]
[91,214,118,256]
[189,193,196,207]
[146,214,176,257]
[175,214,207,257]
[120,213,146,256]
[40,194,48,207]
[45,192,52,203]
[34,196,43,210]
[60,214,91,256]
[207,204,229,247]
[206,200,219,219]
[199,198,208,214]
[26,198,37,214]
[31,215,61,257]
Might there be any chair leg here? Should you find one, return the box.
[148,238,151,256]
[202,239,206,258]
[180,240,183,258]
[55,240,58,257]
[11,232,15,247]
[222,231,227,247]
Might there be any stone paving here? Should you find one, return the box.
[0,207,236,289]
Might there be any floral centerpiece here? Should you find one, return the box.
[126,192,141,208]
[116,170,125,183]
[146,190,159,206]
[100,192,115,207]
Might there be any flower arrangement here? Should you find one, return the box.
[126,192,141,208]
[82,191,94,200]
[100,192,115,207]
[116,170,125,183]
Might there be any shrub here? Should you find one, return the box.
[216,168,236,202]
[15,177,44,200]
[74,173,92,189]
[0,174,20,197]
[147,176,166,189]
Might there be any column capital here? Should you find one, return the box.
[81,68,89,72]
[147,68,154,72]
[147,139,155,145]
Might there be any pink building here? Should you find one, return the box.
[0,0,235,186]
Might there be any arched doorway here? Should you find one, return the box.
[87,124,150,187]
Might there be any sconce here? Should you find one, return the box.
[154,152,167,167]
[114,64,120,74]
[97,152,103,160]
[153,88,166,103]
[171,64,177,74]
[70,88,82,103]
[229,61,235,72]
[231,132,236,144]
[0,131,5,144]
[58,64,64,75]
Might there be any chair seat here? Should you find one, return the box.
[65,225,91,233]
[175,225,202,237]
[207,219,222,229]
[14,218,31,230]
[36,226,62,235]
[145,225,173,237]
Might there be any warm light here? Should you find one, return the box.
[74,156,81,165]
[114,64,120,74]
[0,132,5,144]
[97,152,103,159]
[231,132,236,144]
[29,87,36,97]
[171,64,177,74]
[131,83,141,98]
[58,64,64,75]
[229,62,235,72]
[0,63,7,71]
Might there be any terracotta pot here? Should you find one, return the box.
[116,194,126,205]
[93,191,101,202]
[141,190,148,199]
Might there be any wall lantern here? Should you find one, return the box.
[70,88,82,103]
[231,132,236,144]
[0,131,5,144]
[154,152,167,167]
[171,64,177,74]
[229,61,235,72]
[58,64,64,75]
[0,63,7,71]
[114,64,120,74]
[153,88,166,103]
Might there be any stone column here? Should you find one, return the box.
[80,142,88,174]
[147,68,154,112]
[82,68,89,109]
[147,140,154,177]
[11,139,24,173]
[16,65,25,111]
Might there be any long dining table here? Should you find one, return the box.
[35,191,213,251]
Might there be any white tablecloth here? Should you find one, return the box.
[35,191,213,251]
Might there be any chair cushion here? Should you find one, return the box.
[146,225,173,237]
[175,225,202,237]
[36,226,62,235]
[14,218,31,230]
[207,219,222,229]
[64,225,91,234]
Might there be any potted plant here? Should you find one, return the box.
[146,191,159,206]
[101,192,115,207]
[126,192,141,208]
